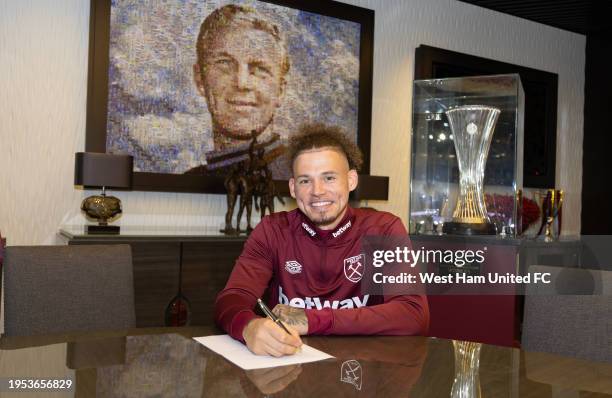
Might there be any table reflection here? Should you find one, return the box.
[1,328,611,397]
[95,334,208,397]
[450,341,482,398]
[203,336,429,397]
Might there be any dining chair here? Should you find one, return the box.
[0,231,6,333]
[522,264,612,363]
[2,244,136,337]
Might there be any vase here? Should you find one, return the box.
[451,340,482,398]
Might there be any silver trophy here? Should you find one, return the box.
[443,105,500,235]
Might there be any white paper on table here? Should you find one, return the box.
[193,335,334,370]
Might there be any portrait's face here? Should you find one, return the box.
[289,148,358,230]
[195,24,286,141]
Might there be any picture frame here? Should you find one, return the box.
[86,0,375,194]
[414,45,558,189]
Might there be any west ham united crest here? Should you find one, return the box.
[343,254,365,283]
[340,359,362,390]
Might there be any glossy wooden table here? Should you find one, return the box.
[1,327,611,397]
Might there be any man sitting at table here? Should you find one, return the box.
[214,124,429,356]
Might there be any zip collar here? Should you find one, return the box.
[298,207,355,241]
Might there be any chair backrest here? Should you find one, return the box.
[3,244,136,337]
[0,231,5,266]
[0,232,5,332]
[522,265,612,363]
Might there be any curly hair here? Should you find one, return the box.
[287,124,363,172]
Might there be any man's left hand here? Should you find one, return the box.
[272,304,309,335]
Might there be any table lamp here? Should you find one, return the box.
[74,152,133,234]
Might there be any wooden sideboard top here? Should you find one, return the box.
[58,227,249,242]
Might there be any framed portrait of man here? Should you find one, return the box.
[86,0,374,193]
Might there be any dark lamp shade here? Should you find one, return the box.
[74,152,133,189]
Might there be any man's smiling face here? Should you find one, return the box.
[289,148,358,230]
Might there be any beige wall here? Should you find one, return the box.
[346,0,584,235]
[0,0,585,246]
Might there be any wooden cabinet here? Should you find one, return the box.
[181,241,246,326]
[59,229,246,327]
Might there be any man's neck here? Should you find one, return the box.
[317,208,348,231]
[213,131,251,150]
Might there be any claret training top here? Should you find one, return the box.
[214,206,429,341]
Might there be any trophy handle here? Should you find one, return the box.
[535,190,551,237]
[516,189,523,236]
[557,190,564,210]
[556,190,564,237]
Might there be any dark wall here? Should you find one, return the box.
[581,28,612,234]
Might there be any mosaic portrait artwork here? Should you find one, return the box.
[103,0,364,181]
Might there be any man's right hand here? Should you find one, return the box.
[243,318,303,357]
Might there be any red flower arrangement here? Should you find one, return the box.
[521,197,540,230]
[485,193,540,231]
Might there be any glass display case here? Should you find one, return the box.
[410,74,524,236]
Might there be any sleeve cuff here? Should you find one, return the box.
[230,310,259,342]
[305,308,333,335]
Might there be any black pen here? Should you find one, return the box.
[257,298,292,335]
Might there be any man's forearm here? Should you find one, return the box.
[304,296,429,336]
[215,289,259,341]
[214,221,274,342]
[272,304,309,335]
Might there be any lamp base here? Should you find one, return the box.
[443,221,496,236]
[85,225,120,235]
